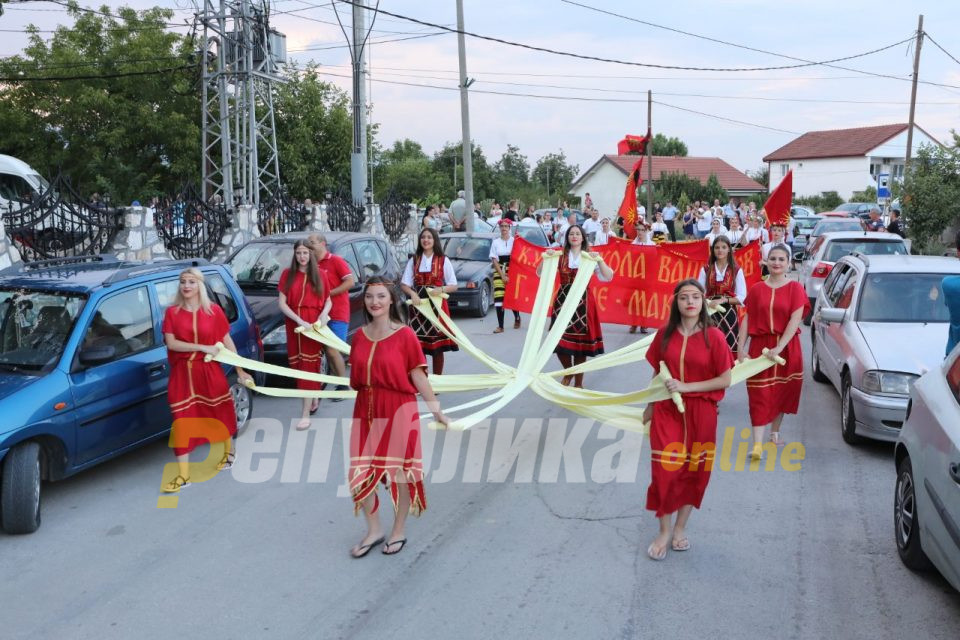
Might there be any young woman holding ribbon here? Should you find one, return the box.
[537,224,614,388]
[401,228,459,375]
[643,278,734,560]
[737,244,809,457]
[278,241,332,431]
[348,276,450,558]
[490,218,522,333]
[698,235,747,357]
[162,268,253,493]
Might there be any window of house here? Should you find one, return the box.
[780,164,789,177]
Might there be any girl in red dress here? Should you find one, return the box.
[538,224,614,388]
[697,235,747,356]
[278,241,332,431]
[162,268,253,493]
[348,276,450,558]
[737,244,809,458]
[400,228,459,375]
[643,279,734,560]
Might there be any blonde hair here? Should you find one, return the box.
[172,267,214,314]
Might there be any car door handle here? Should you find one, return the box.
[949,463,960,485]
[148,363,167,377]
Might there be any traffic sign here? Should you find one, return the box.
[877,173,891,200]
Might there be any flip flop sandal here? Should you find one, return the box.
[382,538,407,556]
[350,536,385,559]
[672,538,691,552]
[647,542,667,561]
[163,475,190,493]
[217,452,236,471]
[310,400,320,415]
[296,419,311,431]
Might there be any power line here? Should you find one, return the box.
[287,31,447,53]
[0,62,197,82]
[301,0,917,73]
[652,100,800,135]
[0,54,195,71]
[923,31,960,67]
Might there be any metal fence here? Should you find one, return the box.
[325,188,366,233]
[257,186,309,236]
[154,184,231,259]
[1,173,124,261]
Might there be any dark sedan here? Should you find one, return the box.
[441,225,549,317]
[224,231,402,373]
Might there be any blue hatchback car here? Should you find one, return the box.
[0,256,262,534]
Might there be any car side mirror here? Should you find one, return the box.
[79,345,116,367]
[819,308,846,324]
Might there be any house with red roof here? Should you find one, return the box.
[763,123,943,200]
[568,155,764,219]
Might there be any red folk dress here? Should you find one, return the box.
[744,280,810,426]
[406,254,459,356]
[552,253,605,357]
[645,326,734,517]
[348,325,428,515]
[279,268,328,391]
[163,304,237,456]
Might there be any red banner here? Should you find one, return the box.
[735,240,762,290]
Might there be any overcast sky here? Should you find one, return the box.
[4,0,959,179]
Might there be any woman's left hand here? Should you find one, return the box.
[665,378,688,394]
[204,344,221,356]
[588,251,600,260]
[764,346,784,361]
[427,287,442,297]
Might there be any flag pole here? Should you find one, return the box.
[646,90,654,223]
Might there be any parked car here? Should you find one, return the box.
[224,231,401,373]
[801,231,907,320]
[790,215,822,262]
[441,226,549,317]
[440,213,494,234]
[810,253,960,444]
[790,205,817,218]
[893,344,960,591]
[0,255,260,534]
[831,202,877,218]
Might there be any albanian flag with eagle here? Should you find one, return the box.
[616,132,650,240]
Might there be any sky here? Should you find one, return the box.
[3,0,960,182]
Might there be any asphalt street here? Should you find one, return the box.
[2,312,959,640]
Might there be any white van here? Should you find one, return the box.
[0,155,50,209]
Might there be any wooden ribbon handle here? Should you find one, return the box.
[761,348,787,365]
[659,361,685,414]
[202,342,224,363]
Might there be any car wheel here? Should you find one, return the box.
[473,280,491,318]
[230,379,254,433]
[1,441,43,534]
[811,336,829,383]
[840,373,861,445]
[894,456,934,571]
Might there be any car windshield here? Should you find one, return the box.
[444,237,492,261]
[796,218,821,231]
[824,239,906,262]
[227,243,293,285]
[0,289,86,373]
[812,220,862,236]
[858,273,953,323]
[516,226,548,246]
[835,203,861,212]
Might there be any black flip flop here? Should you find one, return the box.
[350,536,385,559]
[382,538,407,556]
[310,400,320,415]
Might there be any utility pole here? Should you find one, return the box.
[905,14,924,173]
[350,1,369,204]
[646,90,654,221]
[456,0,475,231]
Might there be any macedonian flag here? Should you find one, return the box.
[616,132,650,240]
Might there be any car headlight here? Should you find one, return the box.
[861,370,918,396]
[463,281,478,289]
[262,325,287,346]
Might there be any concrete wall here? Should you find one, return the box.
[768,156,868,200]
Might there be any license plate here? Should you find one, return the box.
[456,301,470,307]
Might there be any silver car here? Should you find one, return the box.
[800,231,907,323]
[893,344,960,591]
[810,253,960,444]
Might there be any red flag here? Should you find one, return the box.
[617,134,650,155]
[617,157,644,240]
[763,169,792,228]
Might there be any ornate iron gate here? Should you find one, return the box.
[380,187,412,243]
[154,184,231,259]
[1,173,124,261]
[325,189,365,233]
[257,186,309,236]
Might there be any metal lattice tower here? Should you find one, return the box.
[197,0,285,207]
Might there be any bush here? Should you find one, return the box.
[902,144,960,255]
[794,191,844,213]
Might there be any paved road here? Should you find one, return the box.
[2,314,958,639]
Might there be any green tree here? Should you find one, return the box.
[0,3,200,201]
[531,151,578,201]
[850,185,877,202]
[649,133,688,157]
[431,141,495,200]
[749,165,770,189]
[494,144,530,184]
[273,63,352,200]
[794,191,844,212]
[902,143,960,254]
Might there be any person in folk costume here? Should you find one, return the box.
[278,241,332,431]
[629,222,656,335]
[737,244,810,458]
[642,279,734,560]
[161,268,253,493]
[536,224,615,388]
[348,277,451,558]
[726,215,745,248]
[698,235,747,357]
[400,228,459,375]
[761,223,792,276]
[490,218,522,333]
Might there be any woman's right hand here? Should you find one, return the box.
[409,293,421,306]
[434,413,451,429]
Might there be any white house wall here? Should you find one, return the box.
[768,156,869,200]
[569,161,631,219]
[871,128,940,160]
